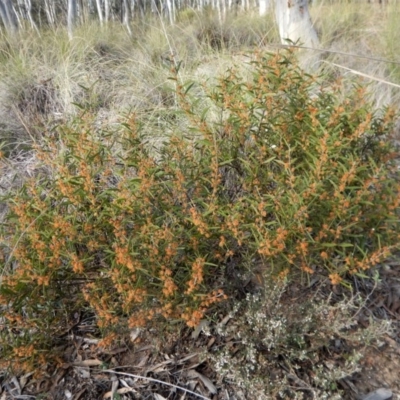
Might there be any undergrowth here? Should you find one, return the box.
[207,279,391,399]
[0,49,399,373]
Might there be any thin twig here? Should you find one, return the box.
[269,43,400,66]
[102,369,212,400]
[323,61,400,89]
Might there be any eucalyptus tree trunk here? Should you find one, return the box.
[95,0,104,24]
[0,0,18,33]
[130,0,135,18]
[43,0,55,27]
[0,1,11,32]
[165,0,174,24]
[79,0,89,24]
[259,0,270,16]
[68,0,77,39]
[104,0,109,21]
[275,0,319,47]
[220,0,226,22]
[23,0,37,30]
[122,0,132,34]
[275,0,320,69]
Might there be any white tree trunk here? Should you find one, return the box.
[275,0,319,69]
[23,0,38,30]
[165,0,174,24]
[122,0,132,35]
[68,0,77,39]
[104,0,109,21]
[259,0,270,16]
[0,0,18,33]
[43,0,55,27]
[275,0,319,48]
[95,0,103,25]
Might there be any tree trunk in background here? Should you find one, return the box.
[43,0,55,27]
[0,1,10,32]
[165,0,175,24]
[275,0,319,48]
[104,0,110,21]
[275,0,320,69]
[23,0,38,30]
[95,0,104,24]
[122,0,132,35]
[79,0,89,24]
[0,0,18,33]
[68,0,77,39]
[259,0,270,16]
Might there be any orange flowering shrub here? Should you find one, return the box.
[0,49,399,369]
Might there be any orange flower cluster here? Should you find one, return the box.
[186,257,205,294]
[329,273,342,285]
[258,227,288,258]
[181,289,227,328]
[13,344,35,359]
[189,207,210,238]
[114,244,136,272]
[128,309,153,328]
[97,333,117,349]
[226,216,243,246]
[160,266,178,297]
[126,288,147,304]
[70,253,84,274]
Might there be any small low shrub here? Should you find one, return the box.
[207,279,392,399]
[0,49,399,370]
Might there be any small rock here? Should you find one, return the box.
[362,388,393,400]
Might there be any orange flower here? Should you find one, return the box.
[320,251,328,260]
[160,267,177,298]
[329,273,342,285]
[71,254,84,273]
[186,257,205,294]
[301,264,314,274]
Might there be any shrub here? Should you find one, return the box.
[0,49,398,370]
[207,279,392,399]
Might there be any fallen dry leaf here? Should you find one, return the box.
[103,387,134,398]
[130,327,141,342]
[153,393,168,400]
[73,387,87,400]
[186,370,217,394]
[74,366,90,379]
[19,372,34,390]
[146,359,173,373]
[191,320,210,340]
[137,353,149,368]
[73,359,103,367]
[176,353,199,364]
[8,376,21,396]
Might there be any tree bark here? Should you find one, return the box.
[275,0,319,48]
[68,0,77,39]
[122,0,132,35]
[275,0,320,69]
[23,0,38,30]
[259,0,270,16]
[165,0,175,24]
[95,0,104,24]
[0,0,18,33]
[104,0,109,21]
[43,0,55,27]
